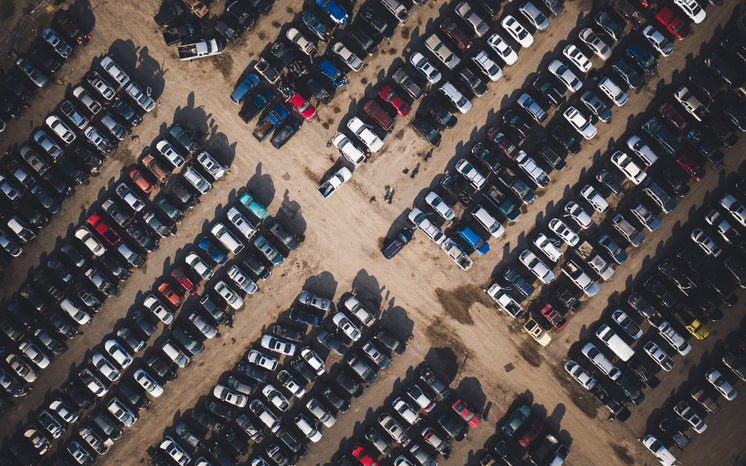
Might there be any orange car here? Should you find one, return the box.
[129,168,155,194]
[158,282,184,307]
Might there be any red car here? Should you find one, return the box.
[129,168,155,194]
[637,0,657,9]
[658,102,689,133]
[286,92,316,120]
[676,152,704,181]
[378,85,410,116]
[451,399,480,427]
[487,126,518,158]
[158,281,184,307]
[440,17,472,52]
[351,444,378,466]
[540,304,567,329]
[86,212,121,246]
[517,418,544,447]
[170,266,198,295]
[655,7,691,40]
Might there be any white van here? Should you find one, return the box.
[472,205,505,238]
[161,340,191,367]
[582,343,621,380]
[598,77,628,106]
[595,325,635,361]
[211,222,244,254]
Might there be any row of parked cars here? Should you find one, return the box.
[338,363,482,466]
[0,53,158,275]
[1,179,297,464]
[151,289,407,466]
[0,9,91,128]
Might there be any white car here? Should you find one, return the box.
[215,280,244,310]
[183,167,212,194]
[262,384,291,412]
[286,27,316,56]
[408,208,446,245]
[100,55,130,87]
[643,435,678,466]
[228,265,257,293]
[519,1,549,31]
[278,370,306,399]
[611,151,646,185]
[185,252,214,279]
[706,369,737,400]
[579,28,611,60]
[294,413,322,442]
[548,218,579,246]
[644,341,675,371]
[188,312,218,339]
[471,51,502,81]
[425,191,455,220]
[332,312,361,341]
[87,71,115,100]
[107,397,138,426]
[247,350,278,371]
[487,34,518,65]
[501,15,533,48]
[580,185,608,212]
[19,340,50,369]
[213,384,248,408]
[519,249,555,284]
[104,339,133,369]
[563,45,592,73]
[332,133,366,166]
[532,233,563,262]
[455,159,486,189]
[720,194,746,227]
[156,139,185,168]
[548,59,582,92]
[392,397,420,425]
[196,151,226,180]
[626,135,658,167]
[346,116,383,153]
[456,2,489,36]
[611,309,642,339]
[160,436,190,465]
[564,360,596,390]
[49,399,79,424]
[306,397,337,426]
[45,115,76,144]
[673,401,707,433]
[133,368,164,397]
[582,343,621,380]
[75,226,105,256]
[564,201,593,229]
[84,126,112,153]
[226,207,256,240]
[331,42,364,71]
[299,291,331,311]
[250,400,281,432]
[439,82,472,113]
[92,353,121,382]
[116,183,145,211]
[563,106,597,139]
[409,52,441,84]
[642,25,674,56]
[344,296,375,326]
[301,347,326,375]
[674,0,706,23]
[690,228,722,257]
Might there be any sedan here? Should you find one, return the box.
[564,201,592,229]
[611,151,646,184]
[260,335,297,356]
[379,85,410,116]
[611,309,642,339]
[133,368,163,397]
[626,135,658,166]
[214,280,243,310]
[519,249,555,283]
[562,44,592,73]
[86,71,115,100]
[254,235,283,265]
[644,341,675,371]
[425,191,455,220]
[549,218,579,246]
[487,33,518,65]
[564,360,596,390]
[563,106,597,139]
[690,228,722,257]
[706,369,737,400]
[34,130,62,159]
[104,339,133,369]
[720,194,746,227]
[409,52,441,84]
[501,15,533,48]
[642,25,674,56]
[579,27,611,60]
[517,93,548,124]
[548,59,582,92]
[333,312,361,341]
[456,1,489,37]
[45,115,76,144]
[213,384,247,408]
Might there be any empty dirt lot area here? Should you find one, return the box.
[1,0,746,465]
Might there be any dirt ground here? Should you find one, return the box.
[1,0,746,465]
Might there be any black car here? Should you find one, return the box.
[19,284,49,314]
[643,276,678,309]
[277,428,308,459]
[17,200,50,229]
[241,253,272,281]
[190,409,223,434]
[270,120,301,149]
[44,169,75,198]
[204,399,236,422]
[74,283,103,311]
[45,257,74,284]
[29,184,60,214]
[118,381,150,411]
[62,380,94,410]
[612,57,644,89]
[437,413,465,440]
[225,1,255,30]
[288,305,323,326]
[236,361,269,383]
[58,155,88,186]
[723,103,746,132]
[458,66,488,97]
[98,253,130,282]
[360,5,395,39]
[145,352,177,382]
[684,128,723,163]
[320,385,350,413]
[704,51,739,86]
[3,73,33,103]
[532,74,565,108]
[59,242,88,269]
[373,327,406,355]
[169,181,199,209]
[220,427,250,456]
[421,98,457,129]
[381,227,413,260]
[289,356,319,384]
[268,323,305,343]
[411,118,441,147]
[687,70,721,102]
[502,109,532,141]
[28,45,61,73]
[131,309,157,337]
[706,114,739,147]
[347,27,378,56]
[47,311,79,339]
[125,221,158,252]
[659,167,690,198]
[537,145,566,172]
[112,97,142,128]
[0,95,21,119]
[550,124,581,154]
[472,143,504,175]
[336,368,363,397]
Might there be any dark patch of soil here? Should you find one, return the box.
[516,340,543,368]
[425,317,468,357]
[393,129,405,140]
[434,284,492,326]
[388,47,398,55]
[400,27,410,39]
[610,443,635,465]
[212,53,234,81]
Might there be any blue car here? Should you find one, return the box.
[197,238,228,265]
[230,73,260,104]
[319,59,348,88]
[316,0,349,25]
[457,225,489,254]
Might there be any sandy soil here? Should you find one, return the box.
[1,0,745,465]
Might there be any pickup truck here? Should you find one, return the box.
[215,21,241,46]
[441,238,473,271]
[169,123,198,153]
[562,260,600,296]
[163,22,204,46]
[254,58,280,85]
[182,0,208,18]
[486,283,524,318]
[609,0,645,29]
[154,2,186,27]
[484,186,521,222]
[253,104,289,141]
[178,39,223,61]
[524,319,551,346]
[575,241,615,281]
[318,167,352,198]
